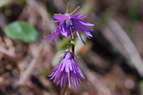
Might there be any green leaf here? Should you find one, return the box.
[4,21,38,43]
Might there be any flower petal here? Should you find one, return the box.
[72,19,93,32]
[53,14,69,22]
[44,27,60,42]
[74,79,78,88]
[61,23,71,37]
[77,67,85,78]
[79,20,94,26]
[76,31,86,44]
[72,14,87,19]
[84,31,93,38]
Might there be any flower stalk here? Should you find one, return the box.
[70,33,75,53]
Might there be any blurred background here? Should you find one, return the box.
[0,0,142,95]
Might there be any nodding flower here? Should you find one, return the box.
[49,51,85,88]
[45,13,94,43]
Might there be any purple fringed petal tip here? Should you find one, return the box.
[45,13,94,43]
[49,51,85,88]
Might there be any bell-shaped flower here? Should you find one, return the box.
[49,51,85,88]
[45,13,94,43]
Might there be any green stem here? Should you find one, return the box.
[70,33,75,53]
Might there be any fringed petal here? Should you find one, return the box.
[53,14,69,22]
[84,31,93,38]
[76,31,86,44]
[49,51,85,88]
[61,23,71,37]
[72,19,93,32]
[72,13,87,19]
[79,20,94,26]
[44,27,60,42]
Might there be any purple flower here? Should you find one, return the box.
[49,51,85,88]
[45,13,94,43]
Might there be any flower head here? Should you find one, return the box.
[49,51,85,88]
[45,13,94,43]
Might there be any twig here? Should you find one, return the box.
[102,19,143,76]
[16,43,43,86]
[0,47,15,56]
[86,72,113,95]
[78,58,114,95]
[0,37,16,57]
